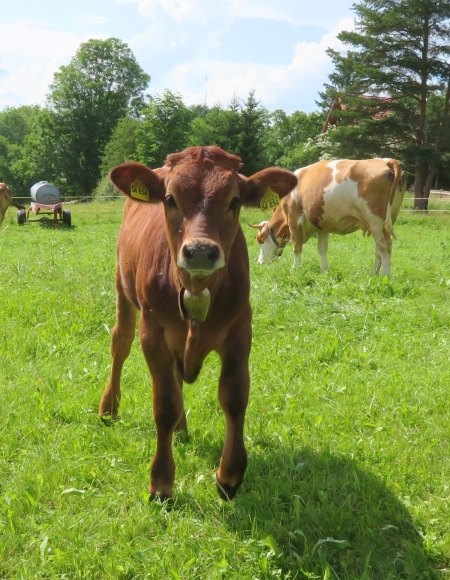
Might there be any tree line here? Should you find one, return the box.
[0,0,448,209]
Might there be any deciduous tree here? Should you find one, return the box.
[136,90,193,168]
[46,38,149,196]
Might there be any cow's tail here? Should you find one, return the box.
[384,159,404,239]
[12,202,25,210]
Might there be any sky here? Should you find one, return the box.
[0,0,356,115]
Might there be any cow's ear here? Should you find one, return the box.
[248,221,267,231]
[110,162,166,203]
[241,168,297,208]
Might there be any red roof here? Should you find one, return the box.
[322,95,394,132]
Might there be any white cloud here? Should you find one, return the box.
[0,20,105,108]
[228,0,296,22]
[0,3,355,113]
[142,0,190,20]
[160,16,354,112]
[76,15,109,25]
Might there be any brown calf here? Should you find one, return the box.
[0,183,24,225]
[98,146,297,500]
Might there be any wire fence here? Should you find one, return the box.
[10,192,450,213]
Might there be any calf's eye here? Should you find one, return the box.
[165,195,178,209]
[228,197,241,212]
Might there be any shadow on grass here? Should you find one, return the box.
[188,439,442,578]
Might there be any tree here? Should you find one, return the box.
[321,0,450,208]
[236,91,270,175]
[190,92,270,173]
[188,103,242,154]
[93,116,143,198]
[0,106,43,194]
[101,116,141,174]
[46,38,150,196]
[0,106,41,145]
[264,109,324,169]
[136,90,193,168]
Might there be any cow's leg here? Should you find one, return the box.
[373,249,382,274]
[372,228,392,276]
[317,232,329,272]
[139,315,185,500]
[380,231,392,276]
[288,217,304,269]
[216,316,251,500]
[99,279,136,419]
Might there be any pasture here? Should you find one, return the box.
[0,200,449,578]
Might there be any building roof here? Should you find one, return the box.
[322,95,394,133]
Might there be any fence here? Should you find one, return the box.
[399,190,450,213]
[10,191,450,214]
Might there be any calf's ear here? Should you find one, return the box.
[110,162,166,203]
[241,167,297,208]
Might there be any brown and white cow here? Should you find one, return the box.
[252,158,404,276]
[98,146,297,501]
[0,182,24,226]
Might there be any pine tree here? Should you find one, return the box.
[237,91,270,175]
[321,0,450,208]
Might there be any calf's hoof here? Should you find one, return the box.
[216,478,241,501]
[149,492,173,507]
[98,413,119,425]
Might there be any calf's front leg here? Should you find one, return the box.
[140,315,185,501]
[216,319,251,500]
[99,282,136,419]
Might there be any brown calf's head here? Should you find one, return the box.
[110,146,297,291]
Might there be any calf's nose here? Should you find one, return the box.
[180,239,223,274]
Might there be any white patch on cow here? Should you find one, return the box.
[258,222,277,264]
[257,233,279,264]
[256,221,287,264]
[319,161,382,235]
[290,167,304,203]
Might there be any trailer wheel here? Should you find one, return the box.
[62,209,72,226]
[17,209,26,225]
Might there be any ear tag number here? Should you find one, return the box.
[260,188,279,210]
[130,180,150,201]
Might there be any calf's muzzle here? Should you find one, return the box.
[178,238,224,275]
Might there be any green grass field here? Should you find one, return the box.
[1,200,449,579]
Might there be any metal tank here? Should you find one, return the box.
[30,181,61,205]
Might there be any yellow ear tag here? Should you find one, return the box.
[260,188,279,210]
[130,180,150,201]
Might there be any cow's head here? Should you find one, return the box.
[250,200,291,264]
[110,146,297,292]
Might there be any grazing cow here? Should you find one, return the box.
[0,183,24,226]
[252,158,404,275]
[98,146,297,500]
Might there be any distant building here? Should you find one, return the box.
[322,95,394,133]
